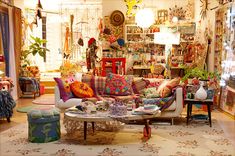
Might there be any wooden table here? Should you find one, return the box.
[64,110,161,140]
[184,98,213,127]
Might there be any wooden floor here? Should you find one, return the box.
[0,94,235,146]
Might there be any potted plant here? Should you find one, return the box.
[182,67,220,86]
[20,36,49,76]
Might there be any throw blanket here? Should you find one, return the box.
[0,91,16,118]
[142,91,176,111]
[19,77,40,93]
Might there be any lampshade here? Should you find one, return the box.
[154,32,180,45]
[135,8,154,28]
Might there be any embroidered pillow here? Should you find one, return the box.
[142,87,160,98]
[70,81,94,98]
[157,77,180,98]
[132,78,150,94]
[104,73,133,95]
[54,77,74,102]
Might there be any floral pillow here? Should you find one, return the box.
[142,87,160,98]
[104,73,133,95]
[70,81,94,98]
[54,77,74,102]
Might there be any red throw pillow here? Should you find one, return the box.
[70,81,94,98]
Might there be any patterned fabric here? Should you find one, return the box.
[157,78,180,98]
[70,81,94,98]
[54,78,74,102]
[146,80,164,89]
[94,76,106,95]
[132,78,150,94]
[109,94,139,103]
[142,92,176,111]
[19,77,40,93]
[104,73,133,96]
[0,90,16,118]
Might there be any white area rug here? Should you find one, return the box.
[0,120,234,156]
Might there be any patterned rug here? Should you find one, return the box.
[16,105,54,113]
[0,120,234,156]
[32,94,55,105]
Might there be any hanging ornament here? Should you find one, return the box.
[124,0,143,17]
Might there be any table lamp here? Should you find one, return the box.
[154,31,180,78]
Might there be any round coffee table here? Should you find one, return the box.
[64,109,161,140]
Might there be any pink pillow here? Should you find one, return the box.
[104,73,133,95]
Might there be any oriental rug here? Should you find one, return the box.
[0,120,234,156]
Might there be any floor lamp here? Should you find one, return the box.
[154,32,180,78]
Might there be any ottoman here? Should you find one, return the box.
[27,107,60,143]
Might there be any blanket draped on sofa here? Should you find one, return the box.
[0,90,16,118]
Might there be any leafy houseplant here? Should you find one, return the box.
[20,36,49,77]
[182,67,220,83]
[21,36,49,67]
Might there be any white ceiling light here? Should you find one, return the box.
[172,16,178,23]
[135,8,154,28]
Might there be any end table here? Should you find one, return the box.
[184,98,213,127]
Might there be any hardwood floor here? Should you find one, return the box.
[0,94,235,146]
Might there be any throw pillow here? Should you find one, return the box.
[157,77,181,98]
[104,73,133,95]
[70,81,94,98]
[54,77,74,102]
[132,78,150,94]
[142,87,160,98]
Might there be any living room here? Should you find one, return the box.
[0,0,235,155]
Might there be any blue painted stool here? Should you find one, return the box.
[27,107,60,143]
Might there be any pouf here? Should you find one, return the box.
[27,107,60,143]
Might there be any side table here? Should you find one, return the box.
[184,98,213,127]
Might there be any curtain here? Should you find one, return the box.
[8,7,18,100]
[0,9,9,76]
[13,7,22,98]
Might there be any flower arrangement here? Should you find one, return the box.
[59,61,82,78]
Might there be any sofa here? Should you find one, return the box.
[54,74,183,124]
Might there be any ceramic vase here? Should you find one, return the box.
[195,82,207,100]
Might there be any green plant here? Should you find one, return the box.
[181,67,220,82]
[21,36,49,67]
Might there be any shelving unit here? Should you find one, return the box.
[124,23,196,77]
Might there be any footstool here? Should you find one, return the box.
[27,107,61,143]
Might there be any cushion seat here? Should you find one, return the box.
[27,107,61,143]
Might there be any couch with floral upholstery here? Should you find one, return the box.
[54,73,183,124]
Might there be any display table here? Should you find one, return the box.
[184,98,213,127]
[64,110,161,140]
[101,58,126,76]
